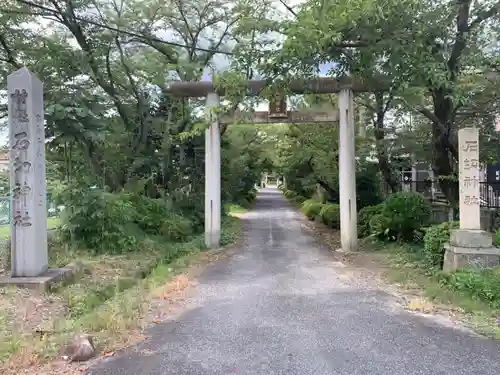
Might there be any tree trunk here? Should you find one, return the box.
[431,90,459,206]
[306,158,339,199]
[315,178,338,201]
[373,92,399,193]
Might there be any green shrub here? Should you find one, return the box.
[368,214,393,240]
[283,190,297,199]
[301,200,323,220]
[356,165,383,209]
[292,195,307,204]
[319,204,341,228]
[301,199,315,212]
[125,193,168,234]
[57,186,201,254]
[59,188,139,254]
[160,214,193,242]
[219,216,242,246]
[235,188,257,209]
[495,229,500,247]
[423,221,459,269]
[168,190,204,232]
[358,204,384,238]
[379,192,431,241]
[245,188,257,203]
[438,268,500,308]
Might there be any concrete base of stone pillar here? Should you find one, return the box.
[443,229,500,272]
[0,262,80,292]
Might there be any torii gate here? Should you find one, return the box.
[167,77,387,252]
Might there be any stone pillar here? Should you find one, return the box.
[458,129,480,231]
[204,93,221,249]
[443,128,500,271]
[8,67,48,277]
[338,89,358,252]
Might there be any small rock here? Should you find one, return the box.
[62,334,96,362]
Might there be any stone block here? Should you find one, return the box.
[0,263,79,292]
[450,229,493,248]
[443,243,500,272]
[443,227,500,272]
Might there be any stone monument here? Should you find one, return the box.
[0,67,75,290]
[8,67,48,277]
[443,128,500,271]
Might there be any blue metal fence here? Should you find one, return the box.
[397,180,500,208]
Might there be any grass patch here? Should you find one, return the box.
[0,215,242,370]
[220,216,242,245]
[225,199,258,217]
[225,203,249,215]
[0,217,60,239]
[365,240,500,338]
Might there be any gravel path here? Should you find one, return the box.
[89,188,500,375]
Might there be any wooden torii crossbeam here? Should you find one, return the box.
[166,77,388,252]
[167,77,388,97]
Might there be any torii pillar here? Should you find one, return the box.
[205,93,221,248]
[338,89,358,252]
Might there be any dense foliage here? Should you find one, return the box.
[301,199,324,220]
[423,221,460,269]
[378,192,431,241]
[357,204,384,238]
[318,203,341,229]
[438,268,500,309]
